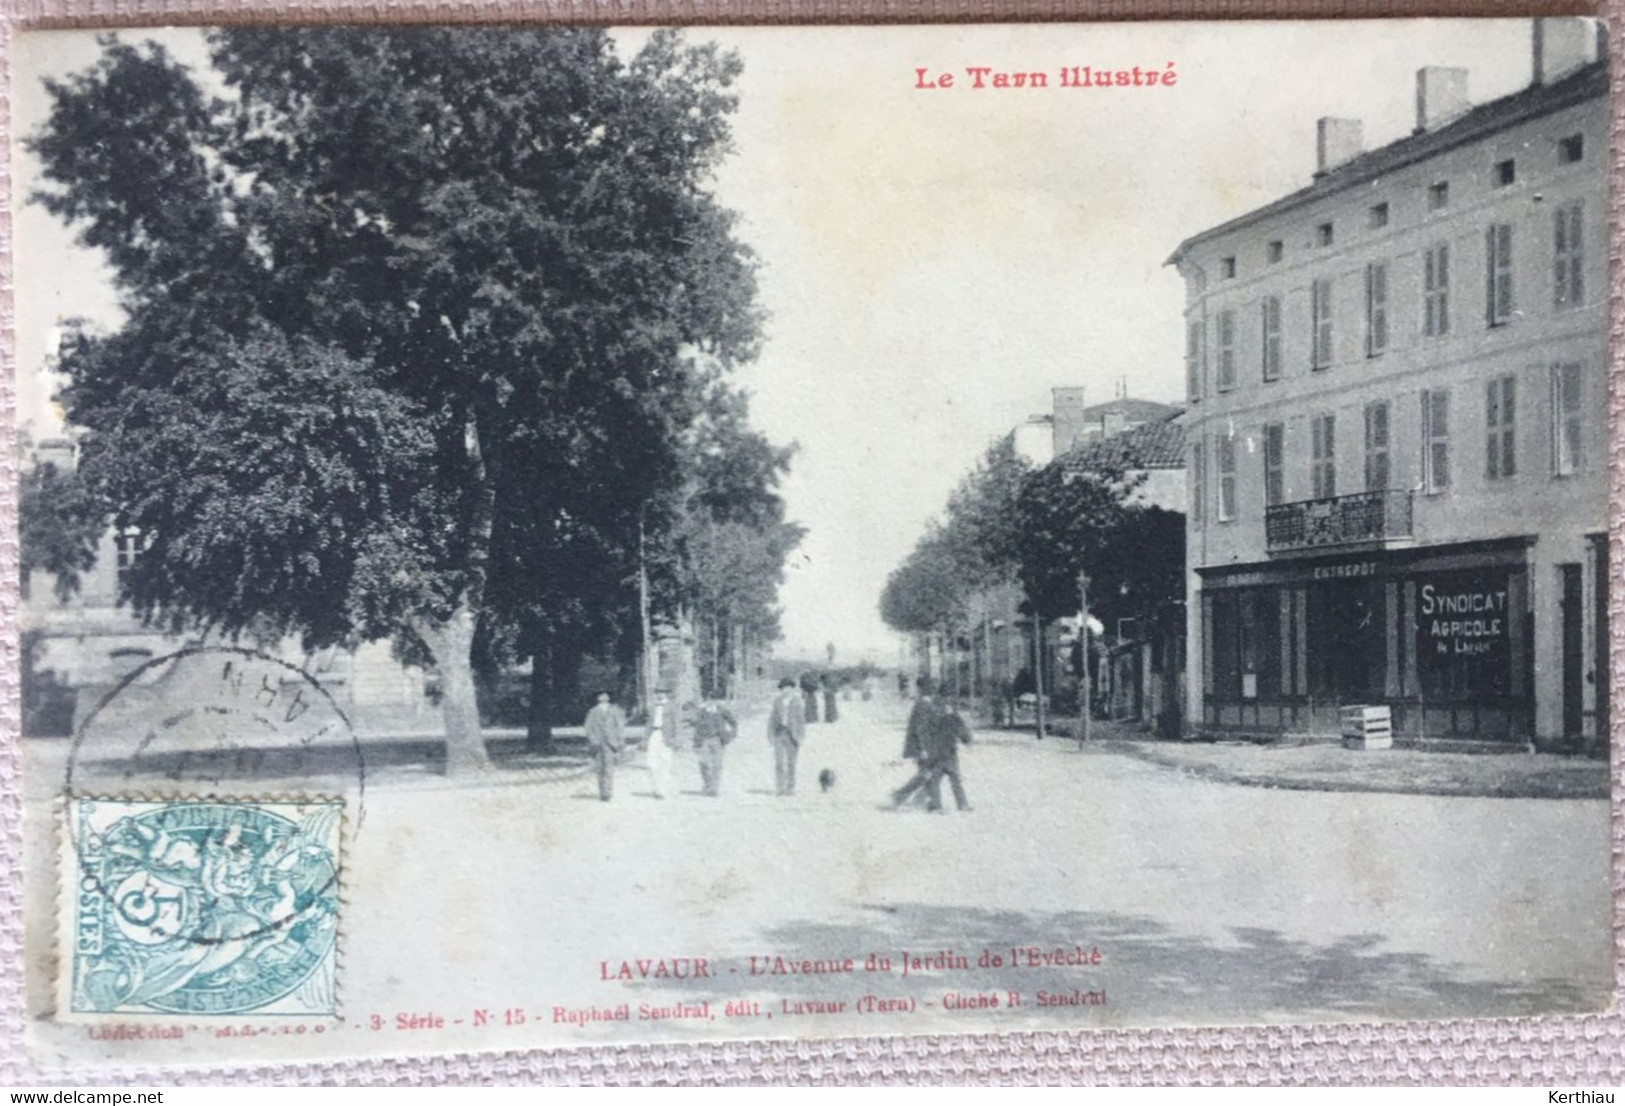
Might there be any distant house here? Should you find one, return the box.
[966,397,1185,731]
[1011,387,1181,466]
[1057,409,1187,514]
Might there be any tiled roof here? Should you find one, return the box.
[1059,413,1186,472]
[1077,397,1181,423]
[1167,59,1608,263]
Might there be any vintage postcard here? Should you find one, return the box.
[11,19,1615,1069]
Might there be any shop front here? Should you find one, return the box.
[1196,538,1534,744]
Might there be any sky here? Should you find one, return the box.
[10,21,1541,665]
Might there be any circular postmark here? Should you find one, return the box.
[66,645,366,804]
[70,798,341,1015]
[64,647,362,1015]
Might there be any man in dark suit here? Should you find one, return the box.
[583,691,626,802]
[925,703,973,812]
[768,678,807,796]
[891,677,941,808]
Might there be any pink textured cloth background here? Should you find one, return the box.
[0,0,1619,1084]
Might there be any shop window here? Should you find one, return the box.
[1263,422,1285,507]
[1485,375,1516,481]
[1208,589,1284,702]
[1422,389,1451,493]
[1364,401,1390,492]
[1554,200,1584,309]
[1311,413,1336,500]
[1552,363,1582,476]
[1364,261,1388,356]
[1423,243,1450,337]
[1307,579,1385,700]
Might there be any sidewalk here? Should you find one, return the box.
[999,717,1610,800]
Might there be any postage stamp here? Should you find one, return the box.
[59,797,343,1020]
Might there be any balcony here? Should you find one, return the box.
[1265,489,1414,555]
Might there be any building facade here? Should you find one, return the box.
[22,441,445,739]
[1171,21,1608,749]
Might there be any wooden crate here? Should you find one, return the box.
[1339,704,1393,750]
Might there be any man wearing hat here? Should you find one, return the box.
[583,691,626,801]
[767,678,807,796]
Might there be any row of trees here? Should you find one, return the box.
[21,27,800,772]
[879,435,1184,695]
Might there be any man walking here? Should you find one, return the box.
[891,676,941,808]
[583,692,625,802]
[692,697,737,797]
[768,678,807,796]
[925,702,973,813]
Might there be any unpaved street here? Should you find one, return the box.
[25,693,1612,1063]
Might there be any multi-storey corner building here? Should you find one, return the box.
[1169,20,1609,749]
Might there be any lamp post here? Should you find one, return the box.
[638,516,653,718]
[1077,572,1091,748]
[1033,613,1047,741]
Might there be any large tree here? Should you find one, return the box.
[31,28,761,773]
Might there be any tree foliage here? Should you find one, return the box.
[30,28,764,772]
[1087,505,1186,633]
[878,526,969,636]
[1010,462,1134,620]
[19,461,107,603]
[878,434,1031,638]
[664,387,804,696]
[942,435,1028,588]
[881,425,1186,657]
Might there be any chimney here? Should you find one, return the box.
[1415,67,1469,132]
[1315,118,1363,176]
[1102,409,1127,439]
[1533,18,1596,84]
[1051,386,1086,455]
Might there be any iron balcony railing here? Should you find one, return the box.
[1264,488,1414,553]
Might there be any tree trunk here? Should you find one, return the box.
[527,638,555,754]
[415,605,491,775]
